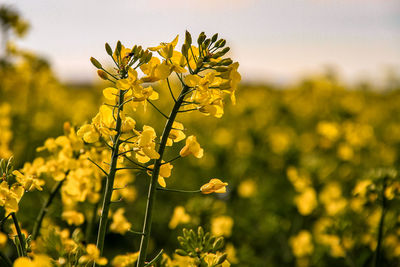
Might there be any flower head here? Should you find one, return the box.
[200,179,228,194]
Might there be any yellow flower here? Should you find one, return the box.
[290,230,314,257]
[0,232,7,248]
[167,121,186,146]
[180,135,203,158]
[140,57,171,82]
[200,179,228,194]
[110,208,132,235]
[294,187,317,216]
[112,252,139,267]
[13,254,52,267]
[134,125,160,163]
[147,162,173,188]
[211,216,234,237]
[238,179,257,198]
[149,35,179,59]
[203,253,231,267]
[79,244,108,266]
[12,170,44,191]
[169,206,191,229]
[0,181,24,214]
[77,124,100,143]
[62,210,85,226]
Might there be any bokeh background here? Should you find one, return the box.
[1,0,400,266]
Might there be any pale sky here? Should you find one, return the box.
[2,0,400,84]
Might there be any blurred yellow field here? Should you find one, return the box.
[1,3,400,267]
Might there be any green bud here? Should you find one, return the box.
[219,39,226,47]
[105,43,113,56]
[167,45,174,59]
[90,57,102,69]
[211,33,218,43]
[215,66,229,72]
[181,44,189,57]
[196,58,203,69]
[175,249,188,256]
[97,70,108,80]
[215,39,224,47]
[213,237,224,251]
[116,41,122,56]
[221,47,230,54]
[145,52,152,63]
[197,32,206,46]
[198,227,204,239]
[219,58,233,66]
[217,253,228,264]
[185,30,192,46]
[204,38,211,48]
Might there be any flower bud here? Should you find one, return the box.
[217,253,228,264]
[97,70,108,80]
[215,66,229,72]
[90,57,102,69]
[219,58,233,66]
[105,43,113,56]
[116,41,122,56]
[211,33,218,43]
[181,44,189,57]
[175,249,188,256]
[204,38,211,48]
[196,58,203,69]
[185,30,192,46]
[197,32,206,46]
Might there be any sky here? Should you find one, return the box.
[2,0,400,84]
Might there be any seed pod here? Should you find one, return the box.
[185,30,192,46]
[90,57,102,69]
[105,43,113,56]
[97,70,108,80]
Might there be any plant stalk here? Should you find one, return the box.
[136,85,190,267]
[11,212,26,257]
[32,179,64,240]
[93,89,125,266]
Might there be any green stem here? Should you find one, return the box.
[11,212,26,257]
[374,182,387,267]
[156,187,200,193]
[32,179,64,240]
[93,89,125,266]
[136,85,190,267]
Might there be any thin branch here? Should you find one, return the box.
[166,78,176,103]
[88,158,109,176]
[178,108,198,113]
[32,179,65,240]
[144,249,164,267]
[147,100,169,119]
[128,229,145,235]
[162,155,181,165]
[156,187,201,193]
[122,155,151,170]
